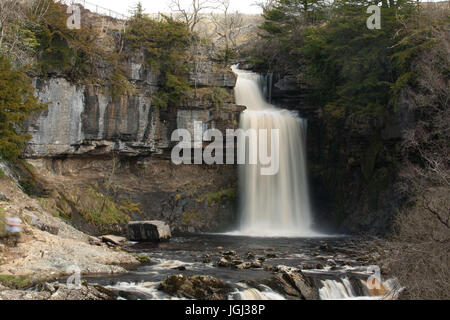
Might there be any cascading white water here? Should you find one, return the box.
[231,67,318,237]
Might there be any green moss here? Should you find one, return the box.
[0,275,34,289]
[197,188,237,207]
[180,210,204,225]
[118,200,143,216]
[189,87,232,109]
[132,254,151,264]
[0,168,5,179]
[63,186,131,227]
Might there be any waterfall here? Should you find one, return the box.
[231,67,318,237]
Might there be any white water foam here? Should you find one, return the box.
[230,66,321,237]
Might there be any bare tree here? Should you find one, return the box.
[210,0,244,62]
[169,0,217,33]
[0,0,19,49]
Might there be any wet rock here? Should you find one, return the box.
[222,250,237,257]
[231,259,244,266]
[245,252,255,260]
[159,274,232,300]
[173,266,186,271]
[250,260,263,268]
[266,253,277,258]
[217,257,230,267]
[263,264,275,272]
[100,235,127,246]
[233,262,252,270]
[47,283,116,300]
[263,275,302,298]
[202,254,211,264]
[0,282,115,300]
[278,266,318,300]
[127,220,171,242]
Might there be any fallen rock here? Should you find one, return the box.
[127,220,171,242]
[159,274,232,300]
[100,235,127,246]
[88,236,102,246]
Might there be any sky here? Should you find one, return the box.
[84,0,263,15]
[78,0,445,17]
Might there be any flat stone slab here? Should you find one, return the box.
[100,235,127,246]
[127,220,171,242]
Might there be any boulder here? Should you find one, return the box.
[278,266,318,300]
[127,220,171,242]
[217,257,230,267]
[159,274,232,300]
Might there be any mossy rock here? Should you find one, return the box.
[0,275,34,289]
[159,274,232,300]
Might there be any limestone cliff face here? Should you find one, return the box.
[22,56,244,235]
[24,64,239,159]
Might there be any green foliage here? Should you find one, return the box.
[250,0,328,73]
[25,0,113,83]
[197,188,237,206]
[0,275,34,289]
[125,13,191,108]
[62,186,132,228]
[0,55,45,160]
[302,1,419,114]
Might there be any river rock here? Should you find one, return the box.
[264,275,303,298]
[100,235,127,246]
[278,266,318,300]
[217,257,230,267]
[233,262,252,270]
[222,250,237,257]
[127,220,171,242]
[251,260,263,268]
[159,274,232,300]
